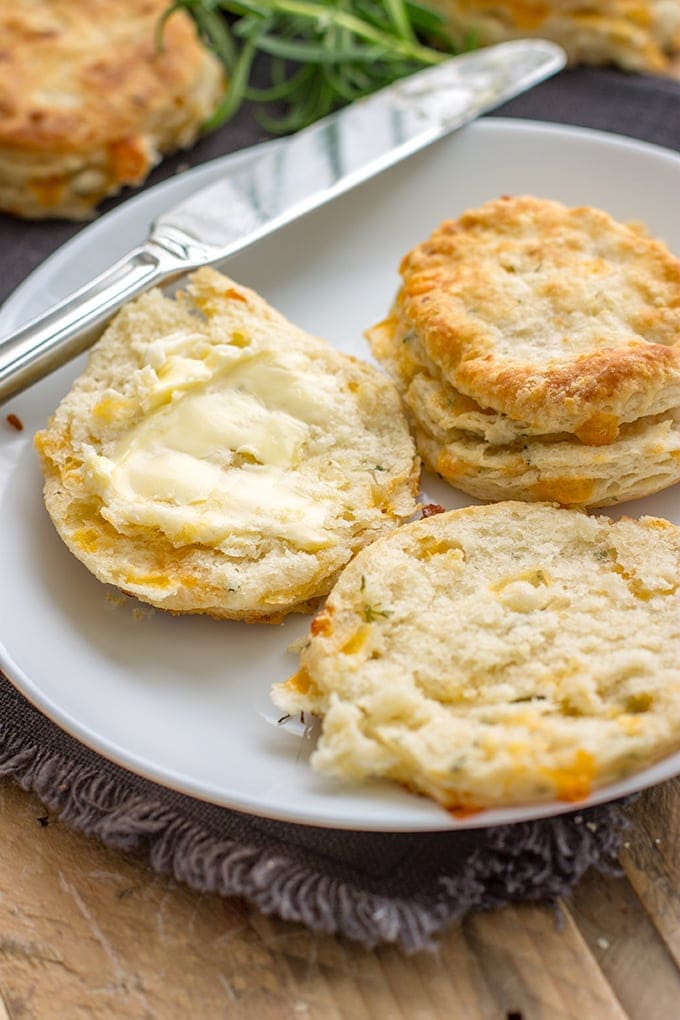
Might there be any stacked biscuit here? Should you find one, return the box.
[367,195,680,508]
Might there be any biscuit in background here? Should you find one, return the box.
[0,0,226,219]
[34,268,420,622]
[426,0,680,73]
[273,502,680,812]
[368,195,680,507]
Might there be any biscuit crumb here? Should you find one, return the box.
[421,503,446,518]
[5,413,23,431]
[132,606,156,621]
[286,634,310,655]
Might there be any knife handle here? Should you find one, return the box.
[0,240,187,405]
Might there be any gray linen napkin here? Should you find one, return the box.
[1,68,678,952]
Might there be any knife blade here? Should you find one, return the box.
[0,39,565,404]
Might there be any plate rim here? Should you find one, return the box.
[2,115,680,831]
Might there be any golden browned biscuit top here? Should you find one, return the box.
[395,195,680,435]
[0,0,214,151]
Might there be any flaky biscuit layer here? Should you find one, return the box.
[368,310,680,507]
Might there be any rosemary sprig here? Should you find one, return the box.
[160,0,461,132]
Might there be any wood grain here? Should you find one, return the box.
[0,778,678,1019]
[621,782,680,968]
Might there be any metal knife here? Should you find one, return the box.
[0,39,565,403]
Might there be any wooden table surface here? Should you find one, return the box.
[0,774,678,1018]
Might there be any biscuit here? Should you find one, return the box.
[0,0,225,219]
[35,268,420,622]
[272,502,680,811]
[387,196,680,437]
[426,0,680,73]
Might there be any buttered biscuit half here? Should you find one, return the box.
[35,269,419,622]
[273,502,680,811]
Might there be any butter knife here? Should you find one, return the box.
[0,39,564,403]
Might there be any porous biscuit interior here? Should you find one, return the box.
[392,195,680,435]
[272,502,680,811]
[35,268,419,621]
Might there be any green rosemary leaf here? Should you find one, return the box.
[245,62,314,100]
[321,62,365,102]
[382,0,416,42]
[252,35,389,61]
[403,0,448,39]
[202,34,260,129]
[163,0,461,133]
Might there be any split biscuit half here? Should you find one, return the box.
[35,268,420,622]
[273,502,680,812]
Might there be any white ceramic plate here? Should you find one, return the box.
[2,119,679,831]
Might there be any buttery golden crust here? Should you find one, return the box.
[392,196,680,436]
[0,0,225,218]
[35,269,420,622]
[426,0,680,73]
[272,503,680,811]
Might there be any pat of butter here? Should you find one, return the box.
[131,387,309,469]
[85,348,343,551]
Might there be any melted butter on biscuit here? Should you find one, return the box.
[82,340,344,551]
